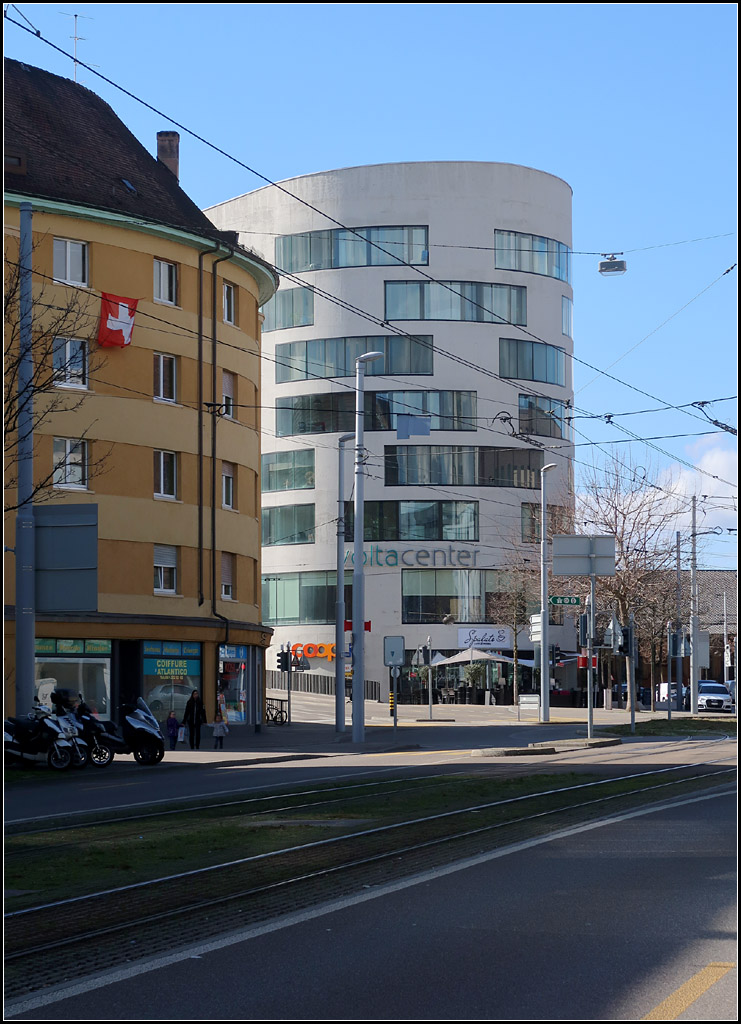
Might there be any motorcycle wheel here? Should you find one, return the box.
[133,740,160,765]
[47,746,72,771]
[90,742,114,767]
[71,744,89,769]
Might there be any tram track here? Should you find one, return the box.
[4,761,735,1001]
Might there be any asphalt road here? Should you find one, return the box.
[6,788,736,1021]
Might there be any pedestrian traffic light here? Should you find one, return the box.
[554,645,561,663]
[277,650,289,671]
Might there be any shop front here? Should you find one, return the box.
[142,641,202,725]
[34,638,112,719]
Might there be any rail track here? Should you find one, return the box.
[4,759,735,1001]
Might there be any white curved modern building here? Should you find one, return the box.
[207,162,575,701]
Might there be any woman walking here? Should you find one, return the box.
[182,689,207,750]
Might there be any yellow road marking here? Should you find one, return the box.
[642,962,736,1020]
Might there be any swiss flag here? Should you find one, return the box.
[98,293,138,347]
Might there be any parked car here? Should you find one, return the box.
[697,681,735,713]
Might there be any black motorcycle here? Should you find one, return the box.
[51,691,118,767]
[4,699,81,771]
[116,698,166,765]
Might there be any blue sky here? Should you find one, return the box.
[5,3,737,569]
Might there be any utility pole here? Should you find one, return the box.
[689,496,699,714]
[675,532,682,711]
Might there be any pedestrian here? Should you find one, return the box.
[165,710,180,751]
[210,712,229,750]
[182,689,207,750]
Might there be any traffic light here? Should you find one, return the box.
[277,650,290,672]
[554,645,561,663]
[578,613,589,647]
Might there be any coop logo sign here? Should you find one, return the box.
[291,642,336,663]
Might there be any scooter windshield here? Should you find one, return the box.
[135,698,162,733]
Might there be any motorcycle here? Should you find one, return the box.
[51,690,119,767]
[4,698,83,771]
[116,697,165,765]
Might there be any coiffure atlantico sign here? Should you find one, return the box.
[344,545,481,567]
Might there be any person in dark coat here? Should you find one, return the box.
[181,689,207,750]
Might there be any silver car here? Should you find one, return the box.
[697,682,734,713]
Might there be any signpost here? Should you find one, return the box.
[384,637,405,732]
[548,595,581,606]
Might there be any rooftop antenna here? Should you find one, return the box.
[60,12,93,82]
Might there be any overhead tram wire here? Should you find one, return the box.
[8,16,736,497]
[6,11,734,436]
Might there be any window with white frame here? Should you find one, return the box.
[53,238,88,286]
[222,371,235,418]
[53,337,87,388]
[222,461,235,509]
[154,544,177,593]
[154,450,177,498]
[223,282,236,325]
[153,353,177,402]
[53,437,88,488]
[221,552,235,600]
[153,259,177,304]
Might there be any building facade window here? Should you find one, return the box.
[153,353,176,402]
[261,450,315,492]
[53,238,88,286]
[276,225,428,273]
[520,502,570,544]
[153,259,177,304]
[275,334,433,383]
[154,450,177,498]
[222,371,235,418]
[262,571,352,626]
[53,337,87,388]
[562,296,573,338]
[221,552,235,599]
[262,504,316,546]
[518,395,569,439]
[154,544,177,593]
[276,390,476,436]
[385,445,543,488]
[53,437,87,488]
[499,338,565,386]
[262,287,314,332]
[344,500,478,542]
[222,461,235,509]
[494,229,571,284]
[403,568,541,624]
[223,282,236,325]
[385,281,526,325]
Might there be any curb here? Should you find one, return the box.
[471,737,623,758]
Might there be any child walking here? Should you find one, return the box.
[165,710,180,751]
[210,712,229,750]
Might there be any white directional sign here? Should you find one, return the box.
[552,535,616,576]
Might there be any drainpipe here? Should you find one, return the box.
[210,248,233,641]
[197,242,221,605]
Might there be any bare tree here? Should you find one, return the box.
[4,246,109,510]
[575,453,686,712]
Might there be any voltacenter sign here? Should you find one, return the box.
[345,545,480,567]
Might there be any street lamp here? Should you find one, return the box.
[335,432,355,733]
[352,351,383,743]
[540,463,557,723]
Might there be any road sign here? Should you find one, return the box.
[383,636,405,667]
[529,613,541,643]
[551,535,616,577]
[548,595,581,606]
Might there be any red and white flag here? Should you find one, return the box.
[98,293,138,347]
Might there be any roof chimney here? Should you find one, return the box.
[157,131,179,180]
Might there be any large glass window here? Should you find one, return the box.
[385,281,526,325]
[276,390,476,436]
[385,445,543,488]
[499,339,565,386]
[262,571,353,626]
[262,504,316,546]
[53,337,87,388]
[275,334,433,382]
[35,656,111,720]
[262,287,314,332]
[344,500,478,542]
[276,225,428,273]
[261,450,315,491]
[402,569,484,624]
[562,296,573,338]
[494,230,571,284]
[518,395,569,438]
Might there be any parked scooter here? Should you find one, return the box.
[116,698,165,765]
[50,690,119,767]
[4,698,81,771]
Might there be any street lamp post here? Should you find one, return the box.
[352,351,383,743]
[540,463,557,723]
[335,432,355,733]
